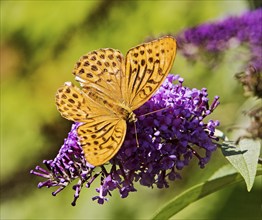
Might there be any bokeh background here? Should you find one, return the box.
[1,1,261,219]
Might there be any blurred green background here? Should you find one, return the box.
[1,1,261,219]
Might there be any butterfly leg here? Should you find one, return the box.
[133,121,140,148]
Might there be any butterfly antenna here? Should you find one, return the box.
[138,106,171,118]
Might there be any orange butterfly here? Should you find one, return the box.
[55,36,177,166]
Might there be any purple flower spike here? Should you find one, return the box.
[30,123,95,206]
[31,74,220,205]
[177,9,262,72]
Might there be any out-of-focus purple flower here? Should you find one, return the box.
[177,9,262,71]
[31,74,220,205]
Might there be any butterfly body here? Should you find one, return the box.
[56,36,177,166]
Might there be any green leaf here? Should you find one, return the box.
[152,165,262,220]
[221,138,261,191]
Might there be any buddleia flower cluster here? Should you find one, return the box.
[177,9,262,72]
[31,74,220,205]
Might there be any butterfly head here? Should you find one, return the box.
[127,111,137,123]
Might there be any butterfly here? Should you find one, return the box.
[55,36,177,166]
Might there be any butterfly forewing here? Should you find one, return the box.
[56,82,91,122]
[125,36,177,110]
[72,49,126,104]
[56,82,113,122]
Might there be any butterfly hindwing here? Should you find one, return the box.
[55,82,127,166]
[125,36,177,110]
[78,119,126,166]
